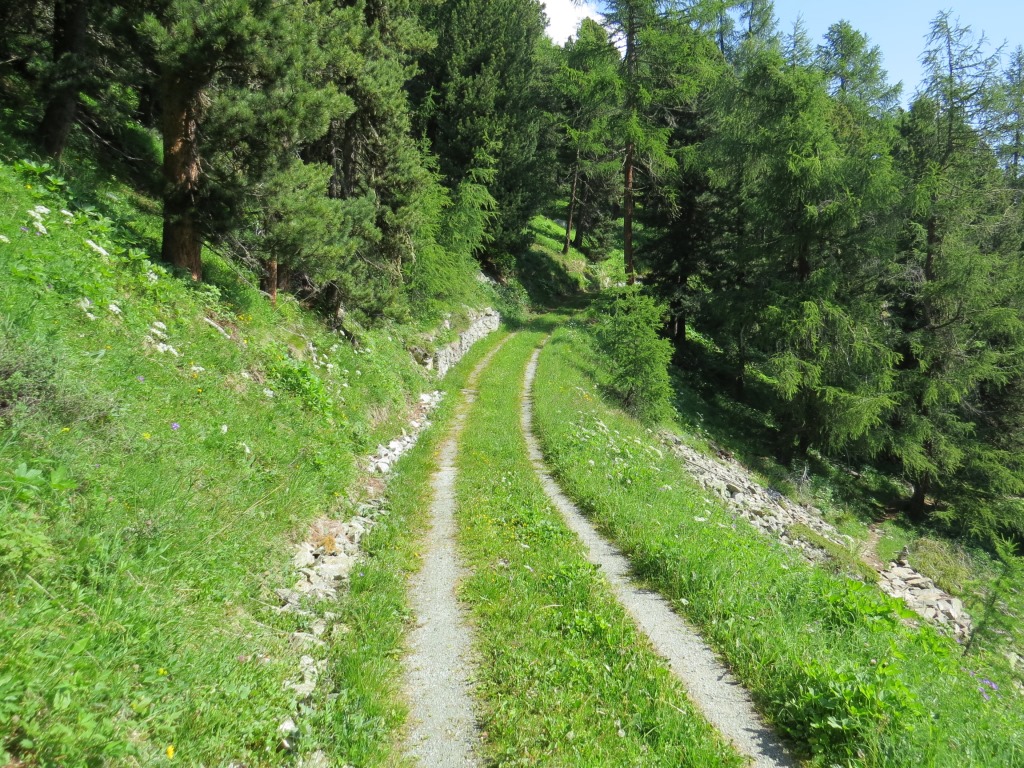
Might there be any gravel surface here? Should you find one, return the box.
[522,347,796,768]
[402,335,512,767]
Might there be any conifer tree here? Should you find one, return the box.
[885,13,1024,527]
[127,0,337,281]
[554,18,621,255]
[410,0,551,262]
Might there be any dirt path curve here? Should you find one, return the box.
[401,334,512,767]
[521,346,796,768]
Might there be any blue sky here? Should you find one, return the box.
[544,1,1024,100]
[772,1,1024,97]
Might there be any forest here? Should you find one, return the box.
[3,0,1024,546]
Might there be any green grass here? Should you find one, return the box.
[532,321,1024,767]
[297,329,509,766]
[788,523,880,583]
[454,327,743,766]
[671,324,1024,693]
[0,144,481,764]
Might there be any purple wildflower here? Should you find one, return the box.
[137,375,145,382]
[20,227,28,232]
[171,422,180,431]
[980,689,991,701]
[981,679,999,691]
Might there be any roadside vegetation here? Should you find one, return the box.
[0,142,502,764]
[454,328,743,767]
[532,320,1024,766]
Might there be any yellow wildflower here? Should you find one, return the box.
[166,745,175,759]
[158,668,168,675]
[143,433,152,440]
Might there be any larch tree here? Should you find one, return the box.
[554,18,621,255]
[886,13,1024,528]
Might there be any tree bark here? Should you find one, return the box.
[262,258,278,304]
[160,72,204,281]
[40,0,88,159]
[564,161,579,255]
[624,140,636,285]
[906,474,931,523]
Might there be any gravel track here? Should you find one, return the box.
[521,346,796,768]
[401,334,512,767]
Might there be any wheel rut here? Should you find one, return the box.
[521,346,796,768]
[401,334,513,768]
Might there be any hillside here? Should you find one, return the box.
[4,0,1024,765]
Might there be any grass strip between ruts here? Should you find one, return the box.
[531,322,1024,767]
[454,325,744,767]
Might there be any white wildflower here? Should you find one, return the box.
[85,312,96,321]
[60,209,72,217]
[148,340,180,356]
[146,270,159,284]
[241,443,252,455]
[152,321,167,331]
[77,297,93,311]
[342,382,349,388]
[190,365,205,373]
[108,303,122,316]
[0,235,9,243]
[263,388,275,398]
[220,424,229,434]
[33,221,48,235]
[85,240,109,257]
[34,205,50,215]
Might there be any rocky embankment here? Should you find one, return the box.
[659,431,974,640]
[269,308,500,756]
[423,308,501,378]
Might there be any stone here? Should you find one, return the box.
[299,752,330,768]
[294,545,317,569]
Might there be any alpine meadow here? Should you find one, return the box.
[1,1,1023,766]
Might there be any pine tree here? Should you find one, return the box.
[37,0,90,159]
[700,45,900,456]
[994,46,1024,185]
[125,0,337,280]
[815,20,901,114]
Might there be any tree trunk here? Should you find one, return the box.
[564,161,579,255]
[906,474,931,523]
[624,141,636,285]
[160,73,204,281]
[573,216,585,249]
[262,258,278,304]
[40,0,88,159]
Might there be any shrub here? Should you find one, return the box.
[588,287,673,422]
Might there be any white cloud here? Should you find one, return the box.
[543,0,601,45]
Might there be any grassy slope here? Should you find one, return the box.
[0,140,490,764]
[454,326,742,767]
[672,329,1024,688]
[532,322,1024,767]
